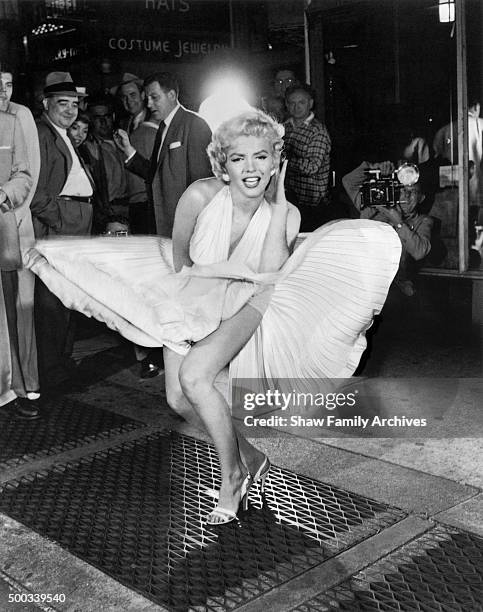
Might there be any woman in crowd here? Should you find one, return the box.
[68,113,112,234]
[68,112,90,149]
[26,110,401,525]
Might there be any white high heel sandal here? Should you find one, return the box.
[252,455,271,493]
[205,474,252,525]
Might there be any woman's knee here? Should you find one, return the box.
[178,360,214,401]
[165,384,186,415]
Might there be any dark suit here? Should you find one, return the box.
[31,115,93,238]
[126,105,212,237]
[31,114,94,388]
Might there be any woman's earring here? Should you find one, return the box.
[270,169,276,176]
[222,173,230,183]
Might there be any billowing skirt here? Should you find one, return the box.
[24,220,401,383]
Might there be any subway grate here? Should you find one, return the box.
[294,524,483,611]
[0,431,406,611]
[0,396,145,468]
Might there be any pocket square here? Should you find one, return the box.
[169,141,182,150]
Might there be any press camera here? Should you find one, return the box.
[360,163,419,209]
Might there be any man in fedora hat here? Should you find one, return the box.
[30,71,95,391]
[114,72,159,237]
[115,73,148,134]
[76,86,89,112]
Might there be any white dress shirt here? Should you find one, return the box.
[50,121,92,197]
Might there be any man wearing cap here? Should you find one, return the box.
[86,94,128,222]
[116,73,149,134]
[30,71,95,390]
[76,86,89,112]
[112,72,158,235]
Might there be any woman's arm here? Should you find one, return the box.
[171,178,218,272]
[259,161,301,272]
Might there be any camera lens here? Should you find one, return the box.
[371,188,385,203]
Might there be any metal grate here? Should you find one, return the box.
[0,432,405,611]
[0,396,145,468]
[294,525,483,611]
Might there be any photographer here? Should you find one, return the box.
[342,161,433,296]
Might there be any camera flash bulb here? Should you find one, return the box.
[396,162,419,187]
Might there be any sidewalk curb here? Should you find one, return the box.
[236,515,432,612]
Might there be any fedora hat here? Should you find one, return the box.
[110,72,143,96]
[43,72,86,98]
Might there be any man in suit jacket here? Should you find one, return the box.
[30,72,94,390]
[114,73,149,135]
[116,72,212,237]
[115,72,211,378]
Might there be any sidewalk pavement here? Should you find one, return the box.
[0,276,482,611]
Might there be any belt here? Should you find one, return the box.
[58,195,92,203]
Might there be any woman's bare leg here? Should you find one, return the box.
[163,346,205,431]
[178,304,267,517]
[164,344,266,478]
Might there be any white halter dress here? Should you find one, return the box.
[25,186,401,383]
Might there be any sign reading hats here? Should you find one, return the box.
[44,72,87,97]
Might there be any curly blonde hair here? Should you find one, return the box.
[207,109,284,180]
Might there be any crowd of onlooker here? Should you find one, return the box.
[1,60,482,419]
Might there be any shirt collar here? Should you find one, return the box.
[131,109,146,130]
[164,103,180,129]
[45,113,67,136]
[287,112,315,127]
[304,112,315,125]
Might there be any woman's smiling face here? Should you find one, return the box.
[68,120,89,147]
[225,135,275,199]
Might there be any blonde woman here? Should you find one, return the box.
[26,110,401,525]
[163,111,299,524]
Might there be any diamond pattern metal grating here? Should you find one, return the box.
[0,431,405,611]
[0,396,145,468]
[294,524,483,611]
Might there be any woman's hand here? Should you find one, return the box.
[113,129,136,158]
[266,159,288,207]
[259,160,293,272]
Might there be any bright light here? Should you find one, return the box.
[199,77,252,131]
[32,22,65,36]
[439,0,455,23]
